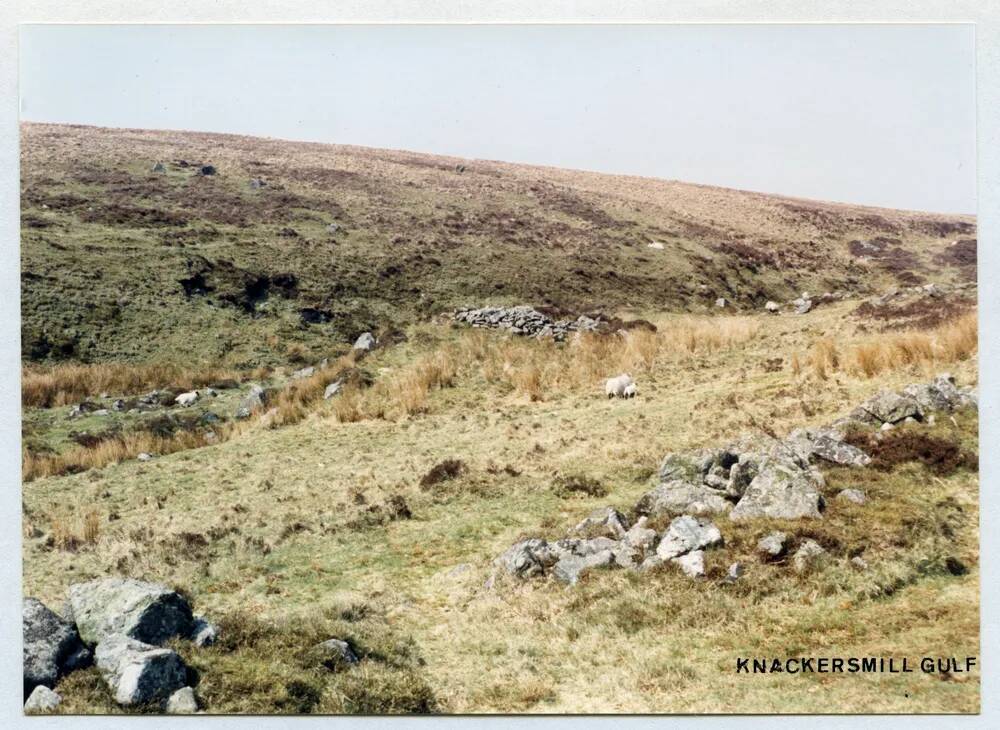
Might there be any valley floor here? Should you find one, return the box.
[22,301,980,713]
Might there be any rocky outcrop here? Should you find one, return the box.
[729,457,825,521]
[311,639,360,671]
[23,598,91,698]
[353,332,376,351]
[166,686,199,714]
[235,384,267,419]
[66,578,194,647]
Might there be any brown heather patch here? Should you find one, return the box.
[844,428,977,477]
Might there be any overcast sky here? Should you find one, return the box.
[19,24,975,214]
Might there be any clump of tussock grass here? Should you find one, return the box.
[798,312,977,381]
[22,362,260,408]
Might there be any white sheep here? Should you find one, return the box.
[623,383,637,399]
[604,374,634,399]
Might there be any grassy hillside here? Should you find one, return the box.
[20,123,979,714]
[21,122,974,366]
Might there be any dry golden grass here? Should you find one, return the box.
[21,362,256,408]
[803,313,979,380]
[47,505,102,551]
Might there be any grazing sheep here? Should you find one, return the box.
[604,374,634,399]
[175,391,199,407]
[623,383,637,399]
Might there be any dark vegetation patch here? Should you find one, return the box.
[345,495,412,530]
[79,202,188,227]
[712,241,777,272]
[419,459,468,489]
[843,429,977,476]
[935,239,977,281]
[853,295,974,331]
[913,219,975,238]
[553,474,608,498]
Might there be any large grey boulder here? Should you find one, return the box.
[353,332,376,351]
[66,578,194,647]
[730,457,824,521]
[785,428,870,467]
[856,390,922,425]
[656,515,722,560]
[635,481,732,517]
[235,384,266,420]
[95,636,188,706]
[837,489,867,505]
[494,538,559,579]
[24,685,61,713]
[23,598,91,698]
[902,374,977,413]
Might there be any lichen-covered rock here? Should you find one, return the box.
[792,540,828,574]
[23,598,91,698]
[623,516,658,551]
[837,488,867,505]
[672,550,706,578]
[635,481,732,517]
[857,390,922,425]
[656,515,722,560]
[785,428,870,467]
[353,332,376,351]
[24,685,61,713]
[66,578,194,647]
[188,617,219,648]
[572,507,630,540]
[553,550,615,585]
[166,686,199,714]
[311,638,359,671]
[235,384,267,419]
[493,538,559,579]
[658,449,729,483]
[730,458,824,521]
[757,531,788,558]
[95,636,188,706]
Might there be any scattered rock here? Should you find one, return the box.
[95,636,188,706]
[24,685,61,713]
[137,452,154,462]
[189,617,219,647]
[757,531,788,559]
[323,381,343,400]
[656,515,722,560]
[353,332,376,351]
[235,384,266,419]
[792,540,827,574]
[311,638,359,671]
[857,390,922,425]
[553,550,615,585]
[151,162,166,173]
[166,686,199,714]
[792,297,813,314]
[635,480,732,517]
[66,577,194,646]
[725,562,744,582]
[785,428,871,467]
[573,506,630,540]
[715,297,727,308]
[837,489,867,505]
[249,178,266,190]
[494,538,558,579]
[290,366,315,380]
[851,556,869,571]
[672,549,706,578]
[199,165,216,176]
[23,598,91,698]
[454,305,601,342]
[647,241,665,250]
[765,300,780,313]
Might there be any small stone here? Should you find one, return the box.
[656,515,722,560]
[312,639,359,670]
[353,332,376,351]
[166,686,198,714]
[851,556,869,571]
[189,617,219,647]
[881,422,894,432]
[725,562,743,582]
[137,452,153,462]
[837,489,867,505]
[24,685,61,713]
[323,381,343,400]
[792,539,827,574]
[757,531,788,559]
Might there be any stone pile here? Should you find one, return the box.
[492,374,976,586]
[23,578,219,713]
[454,305,601,341]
